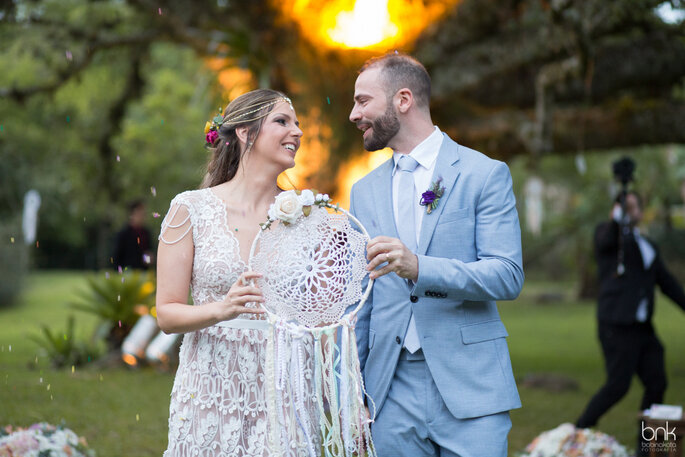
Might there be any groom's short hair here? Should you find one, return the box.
[360,53,431,109]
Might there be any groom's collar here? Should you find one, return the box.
[391,126,442,176]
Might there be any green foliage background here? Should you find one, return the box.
[1,39,216,268]
[511,146,685,291]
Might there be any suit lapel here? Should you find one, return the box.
[370,158,399,239]
[417,135,461,255]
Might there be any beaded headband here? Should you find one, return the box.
[204,96,294,146]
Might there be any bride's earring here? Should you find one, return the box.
[245,141,254,154]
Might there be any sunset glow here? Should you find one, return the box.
[206,57,255,102]
[333,149,393,208]
[278,0,458,51]
[327,0,398,49]
[209,1,461,206]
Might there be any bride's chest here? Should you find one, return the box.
[190,208,246,295]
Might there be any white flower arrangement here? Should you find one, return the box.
[260,189,338,230]
[0,422,96,457]
[519,423,630,457]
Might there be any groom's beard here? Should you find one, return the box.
[362,104,400,151]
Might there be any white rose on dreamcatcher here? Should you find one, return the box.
[261,189,334,230]
[267,190,303,225]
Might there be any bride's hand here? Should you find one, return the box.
[215,271,265,322]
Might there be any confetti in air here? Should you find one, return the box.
[153,212,160,218]
[158,7,162,14]
[326,97,331,105]
[116,155,120,162]
[66,50,73,60]
[151,186,157,197]
[10,237,14,243]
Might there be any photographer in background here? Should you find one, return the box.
[576,185,685,451]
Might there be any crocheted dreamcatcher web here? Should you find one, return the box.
[250,206,369,328]
[249,192,376,457]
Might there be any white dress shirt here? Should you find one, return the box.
[634,228,656,322]
[391,126,443,246]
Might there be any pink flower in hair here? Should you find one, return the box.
[205,130,219,145]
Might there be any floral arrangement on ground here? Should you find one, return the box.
[518,422,630,457]
[0,422,95,457]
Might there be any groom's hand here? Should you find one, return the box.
[366,236,418,281]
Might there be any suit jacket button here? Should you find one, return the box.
[395,336,401,344]
[410,295,418,303]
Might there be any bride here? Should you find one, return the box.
[156,89,318,456]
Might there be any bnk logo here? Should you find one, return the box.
[641,421,677,441]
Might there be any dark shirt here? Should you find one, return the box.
[113,224,151,270]
[594,221,685,324]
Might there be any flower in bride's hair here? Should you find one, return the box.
[204,121,212,135]
[298,189,315,206]
[205,130,219,145]
[269,190,303,224]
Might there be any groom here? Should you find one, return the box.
[348,53,524,456]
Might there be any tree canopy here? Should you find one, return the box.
[1,0,683,269]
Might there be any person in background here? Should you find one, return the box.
[113,199,153,270]
[576,191,685,454]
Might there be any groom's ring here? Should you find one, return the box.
[384,253,391,262]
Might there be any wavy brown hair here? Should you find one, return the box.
[200,89,289,188]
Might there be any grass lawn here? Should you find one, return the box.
[504,280,685,454]
[0,271,173,456]
[1,271,684,456]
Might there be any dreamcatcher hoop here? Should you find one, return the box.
[248,190,377,457]
[248,203,374,331]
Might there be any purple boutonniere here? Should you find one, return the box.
[420,178,445,214]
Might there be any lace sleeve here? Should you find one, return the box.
[159,195,193,245]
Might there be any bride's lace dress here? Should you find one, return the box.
[160,188,318,457]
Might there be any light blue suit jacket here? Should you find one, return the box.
[350,134,523,420]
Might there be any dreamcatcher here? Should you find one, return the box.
[249,189,376,457]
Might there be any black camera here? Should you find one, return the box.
[612,157,635,186]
